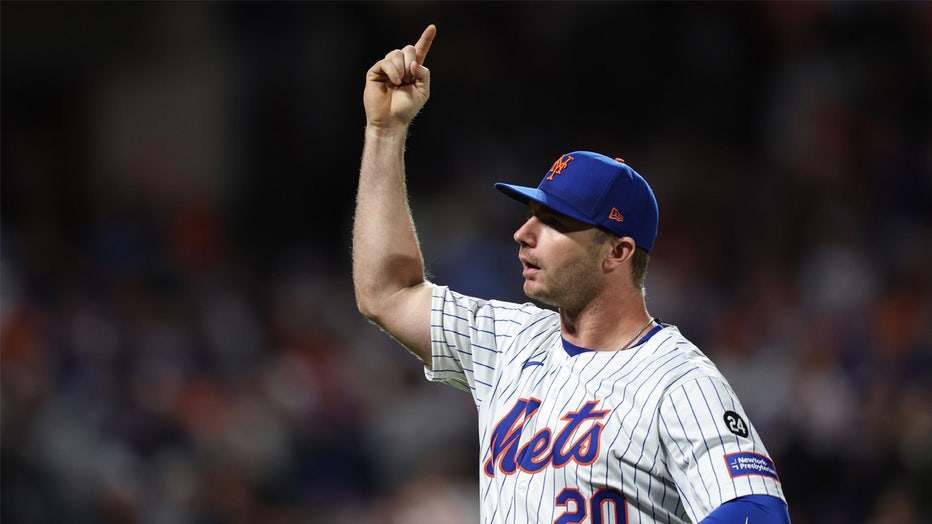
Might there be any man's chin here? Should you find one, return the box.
[524,284,557,308]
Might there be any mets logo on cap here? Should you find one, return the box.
[546,154,574,181]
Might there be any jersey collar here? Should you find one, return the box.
[561,321,664,356]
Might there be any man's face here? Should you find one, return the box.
[513,202,607,312]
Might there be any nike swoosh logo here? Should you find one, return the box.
[745,517,749,524]
[522,360,544,369]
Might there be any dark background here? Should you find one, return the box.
[2,2,931,523]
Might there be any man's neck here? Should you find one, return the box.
[559,292,651,352]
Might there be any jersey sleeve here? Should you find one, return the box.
[427,284,545,402]
[658,375,786,522]
[698,495,790,523]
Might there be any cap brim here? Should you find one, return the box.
[494,182,538,205]
[494,182,598,228]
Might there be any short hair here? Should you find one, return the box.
[593,229,650,291]
[631,247,650,291]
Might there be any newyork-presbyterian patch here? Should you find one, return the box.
[724,452,780,481]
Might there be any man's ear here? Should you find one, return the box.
[603,236,636,272]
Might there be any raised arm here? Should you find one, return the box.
[353,25,437,364]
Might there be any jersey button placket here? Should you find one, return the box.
[549,367,568,398]
[554,365,572,398]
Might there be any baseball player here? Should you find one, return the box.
[353,25,791,523]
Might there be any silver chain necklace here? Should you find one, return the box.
[620,318,655,351]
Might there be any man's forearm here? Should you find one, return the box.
[352,126,427,321]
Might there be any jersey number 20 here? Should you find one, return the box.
[555,488,627,524]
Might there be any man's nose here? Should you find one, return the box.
[514,217,537,246]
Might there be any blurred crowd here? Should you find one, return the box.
[2,2,931,524]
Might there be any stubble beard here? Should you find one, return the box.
[525,249,603,314]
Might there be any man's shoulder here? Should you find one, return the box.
[643,324,730,385]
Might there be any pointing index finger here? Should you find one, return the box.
[414,24,437,65]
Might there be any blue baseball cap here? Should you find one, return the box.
[494,151,659,252]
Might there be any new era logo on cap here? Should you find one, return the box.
[494,151,659,251]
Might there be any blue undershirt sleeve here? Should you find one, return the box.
[698,494,791,523]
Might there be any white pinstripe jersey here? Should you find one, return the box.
[426,285,786,523]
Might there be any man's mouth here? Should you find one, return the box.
[520,256,540,275]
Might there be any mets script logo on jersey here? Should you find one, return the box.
[483,398,608,477]
[546,154,575,181]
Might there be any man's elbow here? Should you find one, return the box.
[354,281,431,329]
[353,257,425,321]
[354,287,403,326]
[354,289,383,322]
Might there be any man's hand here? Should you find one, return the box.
[363,24,436,129]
